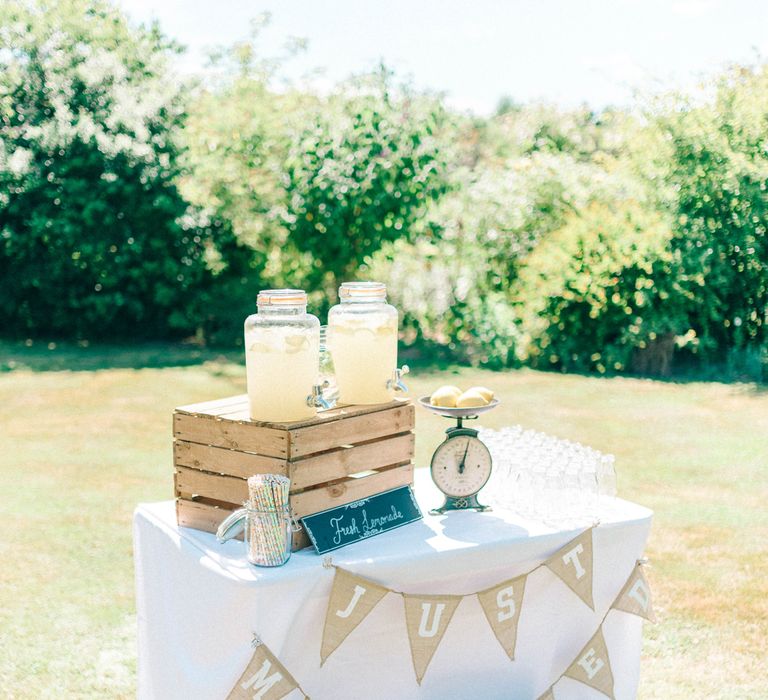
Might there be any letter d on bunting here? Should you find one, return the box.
[545,527,595,610]
[321,568,389,665]
[612,562,655,622]
[403,594,462,685]
[226,640,307,700]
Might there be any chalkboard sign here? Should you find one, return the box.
[301,486,423,554]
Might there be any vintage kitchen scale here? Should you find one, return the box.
[418,396,500,515]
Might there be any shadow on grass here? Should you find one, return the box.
[0,340,243,373]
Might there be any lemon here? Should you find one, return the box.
[429,385,462,407]
[466,386,494,403]
[456,389,489,408]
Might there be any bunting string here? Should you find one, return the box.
[321,525,604,682]
[225,525,654,698]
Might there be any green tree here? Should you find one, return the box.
[515,202,692,375]
[282,68,452,303]
[0,0,218,339]
[639,64,768,370]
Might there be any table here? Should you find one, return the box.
[134,469,652,699]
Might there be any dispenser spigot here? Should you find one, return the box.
[307,380,334,410]
[387,364,410,393]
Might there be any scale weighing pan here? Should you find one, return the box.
[418,396,500,418]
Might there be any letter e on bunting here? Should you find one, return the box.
[536,687,556,700]
[477,574,527,661]
[321,568,390,665]
[226,639,307,700]
[613,562,655,622]
[564,626,615,700]
[403,594,462,685]
[545,527,595,610]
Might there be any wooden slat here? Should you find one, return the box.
[258,399,409,429]
[175,394,249,416]
[176,498,236,534]
[175,466,248,505]
[288,403,415,458]
[174,441,287,478]
[289,433,415,490]
[174,413,288,457]
[290,463,414,518]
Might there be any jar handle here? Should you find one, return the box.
[216,507,247,543]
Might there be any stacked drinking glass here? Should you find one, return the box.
[478,425,618,526]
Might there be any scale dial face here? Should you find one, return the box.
[430,435,492,498]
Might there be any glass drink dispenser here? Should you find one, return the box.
[327,281,407,405]
[244,289,321,422]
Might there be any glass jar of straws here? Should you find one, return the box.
[243,507,293,567]
[216,474,295,568]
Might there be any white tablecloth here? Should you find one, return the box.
[133,469,652,700]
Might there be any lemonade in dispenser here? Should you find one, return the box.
[327,281,408,405]
[244,289,323,422]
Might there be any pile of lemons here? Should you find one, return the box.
[429,385,495,408]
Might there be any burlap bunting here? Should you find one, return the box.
[536,686,556,700]
[320,568,390,665]
[403,594,463,684]
[564,626,615,699]
[477,574,527,661]
[613,562,655,622]
[226,640,308,700]
[544,527,595,610]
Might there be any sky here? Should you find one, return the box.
[117,0,768,114]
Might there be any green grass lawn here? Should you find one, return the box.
[1,342,767,698]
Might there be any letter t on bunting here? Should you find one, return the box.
[226,638,308,700]
[476,574,527,661]
[403,594,463,685]
[321,568,390,665]
[545,527,595,610]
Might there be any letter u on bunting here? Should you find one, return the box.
[321,568,389,665]
[545,527,595,610]
[477,574,527,661]
[403,594,462,685]
[226,639,308,700]
[564,625,615,700]
[613,562,655,622]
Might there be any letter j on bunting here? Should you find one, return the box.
[545,526,595,610]
[403,594,462,685]
[226,638,308,700]
[320,568,390,665]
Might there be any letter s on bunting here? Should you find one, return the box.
[477,574,527,661]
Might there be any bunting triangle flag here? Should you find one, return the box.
[544,527,595,610]
[536,686,556,700]
[564,626,615,699]
[320,568,390,665]
[226,640,307,700]
[612,562,655,622]
[403,594,463,684]
[477,574,527,661]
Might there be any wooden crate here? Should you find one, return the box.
[173,395,415,550]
